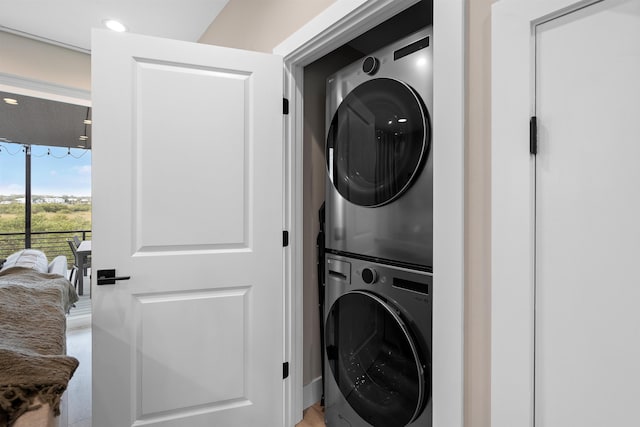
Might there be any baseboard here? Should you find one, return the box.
[67,314,91,330]
[303,376,323,409]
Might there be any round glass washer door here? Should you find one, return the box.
[326,78,430,207]
[325,290,429,426]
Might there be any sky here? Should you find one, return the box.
[0,143,91,197]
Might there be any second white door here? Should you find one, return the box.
[535,1,640,425]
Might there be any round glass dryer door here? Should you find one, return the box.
[326,78,430,207]
[325,291,429,426]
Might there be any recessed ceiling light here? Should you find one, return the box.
[84,119,92,125]
[3,98,18,105]
[104,19,127,32]
[398,118,408,123]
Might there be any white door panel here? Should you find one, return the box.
[91,29,283,427]
[135,61,250,249]
[535,1,640,425]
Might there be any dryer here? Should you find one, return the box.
[324,253,432,427]
[325,27,433,271]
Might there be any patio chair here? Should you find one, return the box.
[73,235,81,247]
[67,239,90,297]
[68,265,79,291]
[67,238,90,276]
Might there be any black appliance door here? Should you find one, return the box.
[326,78,430,207]
[325,291,428,426]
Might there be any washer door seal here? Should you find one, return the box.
[326,78,430,207]
[325,290,429,426]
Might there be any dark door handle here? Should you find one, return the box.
[97,269,131,286]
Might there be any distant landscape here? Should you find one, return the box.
[0,194,91,233]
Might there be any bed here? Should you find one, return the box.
[0,249,79,426]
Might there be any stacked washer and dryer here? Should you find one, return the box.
[323,27,433,427]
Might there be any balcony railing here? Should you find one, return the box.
[0,230,92,267]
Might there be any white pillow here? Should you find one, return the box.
[1,249,49,273]
[48,255,68,277]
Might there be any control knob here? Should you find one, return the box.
[362,56,380,75]
[361,267,378,284]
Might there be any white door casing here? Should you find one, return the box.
[493,0,640,426]
[91,29,283,427]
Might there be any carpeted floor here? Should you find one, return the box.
[296,403,325,427]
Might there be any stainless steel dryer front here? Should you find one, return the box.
[325,27,433,270]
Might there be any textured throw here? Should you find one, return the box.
[0,267,79,425]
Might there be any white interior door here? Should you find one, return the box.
[535,1,640,425]
[91,29,284,427]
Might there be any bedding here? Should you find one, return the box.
[0,258,79,426]
[1,249,49,274]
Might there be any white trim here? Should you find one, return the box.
[0,26,91,54]
[302,376,323,410]
[274,0,421,64]
[276,0,466,425]
[491,1,601,426]
[432,1,466,426]
[282,57,305,427]
[0,72,90,105]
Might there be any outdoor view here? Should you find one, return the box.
[0,142,91,262]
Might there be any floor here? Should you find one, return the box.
[64,273,92,427]
[65,327,92,427]
[69,294,91,317]
[64,293,326,427]
[295,404,326,427]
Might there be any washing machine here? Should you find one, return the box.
[325,27,433,271]
[324,253,432,427]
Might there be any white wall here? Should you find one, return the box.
[198,0,336,53]
[465,1,494,426]
[0,31,90,91]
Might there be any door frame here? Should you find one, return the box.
[491,1,602,426]
[1,1,466,424]
[275,0,465,425]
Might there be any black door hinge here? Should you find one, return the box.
[283,98,289,115]
[530,116,538,155]
[283,362,289,379]
[283,230,289,247]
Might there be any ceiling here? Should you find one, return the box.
[0,0,229,150]
[1,91,92,149]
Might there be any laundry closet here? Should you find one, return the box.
[301,2,433,425]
